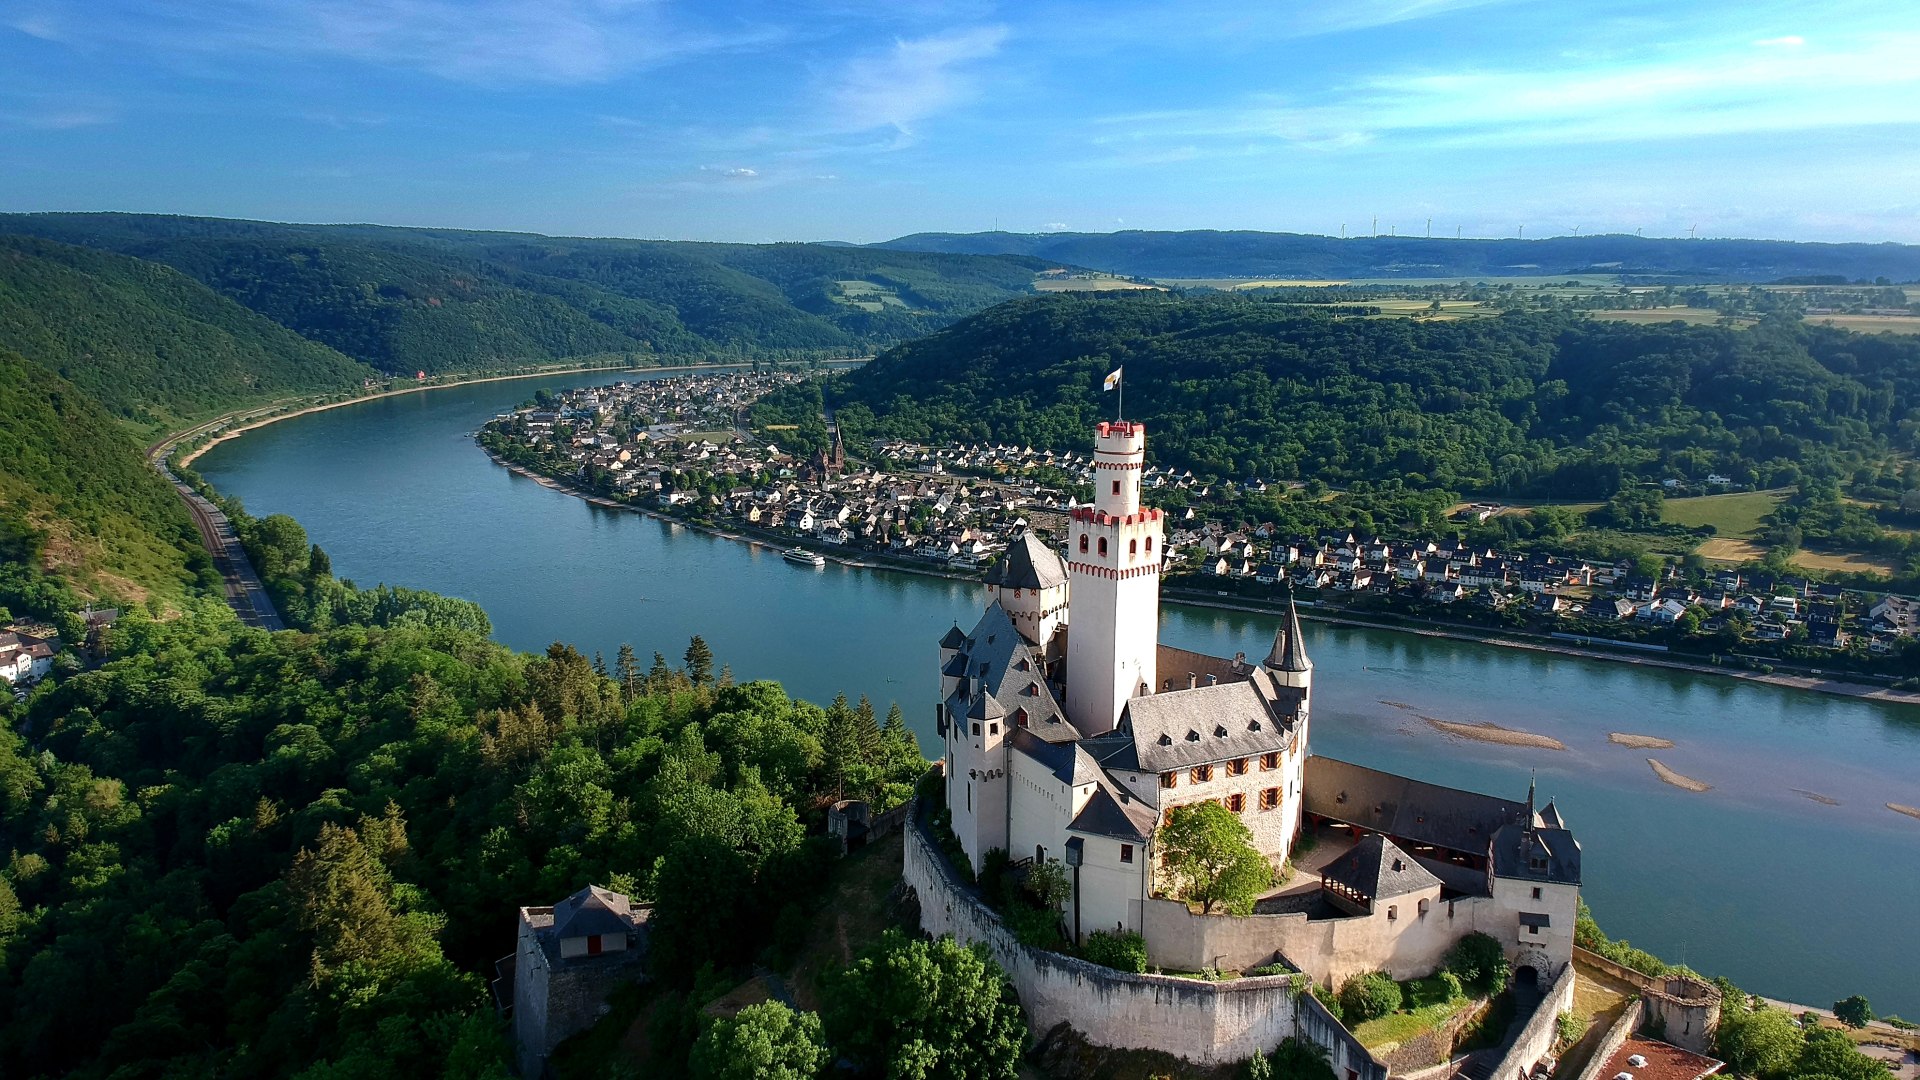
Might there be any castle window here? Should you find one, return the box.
[1146,536,1154,552]
[1120,843,1135,864]
[1130,538,1138,556]
[972,723,980,737]
[1225,793,1246,813]
[1191,764,1213,783]
[1098,537,1108,556]
[1014,709,1029,728]
[1388,905,1398,921]
[1079,534,1088,553]
[1530,856,1547,871]
[1112,480,1121,495]
[1161,771,1178,789]
[1260,787,1280,810]
[1531,887,1542,900]
[989,723,998,735]
[1227,758,1249,776]
[1260,752,1279,770]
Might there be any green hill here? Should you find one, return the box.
[873,229,1920,283]
[0,235,374,428]
[0,214,1056,373]
[818,293,1920,497]
[0,349,204,608]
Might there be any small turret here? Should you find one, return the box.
[1264,593,1312,679]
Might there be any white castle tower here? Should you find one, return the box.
[1064,420,1163,735]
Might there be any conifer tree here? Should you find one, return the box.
[822,693,862,800]
[854,695,882,761]
[685,635,715,685]
[615,643,638,699]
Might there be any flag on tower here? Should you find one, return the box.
[1103,367,1122,391]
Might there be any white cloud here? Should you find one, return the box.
[1091,31,1920,159]
[11,0,782,85]
[1041,221,1068,231]
[827,24,1007,134]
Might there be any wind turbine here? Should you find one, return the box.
[1372,216,1378,237]
[1426,218,1432,238]
[1689,224,1698,239]
[1518,225,1525,239]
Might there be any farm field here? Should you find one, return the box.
[1694,536,1901,575]
[1660,489,1788,537]
[1155,274,1626,289]
[1587,307,1748,326]
[832,279,911,311]
[1033,274,1165,292]
[1805,314,1920,335]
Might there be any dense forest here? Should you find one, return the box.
[0,349,212,609]
[0,236,374,427]
[874,229,1920,283]
[0,214,1058,375]
[0,514,930,1077]
[806,294,1920,498]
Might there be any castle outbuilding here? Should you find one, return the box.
[507,885,650,1077]
[931,416,1579,993]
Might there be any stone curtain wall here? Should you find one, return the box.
[1488,965,1578,1080]
[904,808,1386,1074]
[1573,1000,1648,1080]
[1142,893,1484,988]
[1572,947,1656,991]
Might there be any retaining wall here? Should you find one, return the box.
[1487,965,1577,1080]
[905,807,1385,1074]
[1573,1000,1647,1080]
[1572,947,1657,991]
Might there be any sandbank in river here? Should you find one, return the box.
[1648,758,1712,792]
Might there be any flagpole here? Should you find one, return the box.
[1117,375,1123,422]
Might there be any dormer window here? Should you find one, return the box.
[1185,729,1200,742]
[1214,724,1228,738]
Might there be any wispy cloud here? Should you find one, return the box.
[826,24,1007,134]
[10,0,783,84]
[0,91,116,129]
[1092,31,1920,162]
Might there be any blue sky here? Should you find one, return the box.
[3,0,1917,243]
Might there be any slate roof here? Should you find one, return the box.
[1119,674,1302,773]
[1304,756,1529,856]
[1010,728,1101,786]
[552,885,636,939]
[944,602,1079,743]
[1266,595,1312,673]
[1491,823,1582,885]
[1067,782,1156,844]
[984,531,1068,590]
[1322,834,1444,902]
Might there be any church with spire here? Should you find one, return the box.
[933,417,1580,986]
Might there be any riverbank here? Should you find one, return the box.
[162,358,868,469]
[1161,591,1920,709]
[483,450,986,585]
[477,443,1920,711]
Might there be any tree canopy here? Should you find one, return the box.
[1155,801,1274,916]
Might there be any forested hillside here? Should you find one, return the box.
[0,236,373,426]
[817,294,1920,497]
[874,229,1920,283]
[0,214,1055,373]
[0,599,926,1078]
[0,349,209,610]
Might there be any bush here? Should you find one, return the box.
[1081,930,1148,973]
[1443,932,1511,992]
[1313,983,1344,1021]
[1556,1011,1590,1049]
[1338,972,1405,1024]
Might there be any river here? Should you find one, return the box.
[193,369,1920,1016]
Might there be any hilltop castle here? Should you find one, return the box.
[931,418,1581,996]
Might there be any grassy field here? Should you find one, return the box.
[1806,314,1920,336]
[1033,274,1166,292]
[1695,536,1902,575]
[833,279,912,311]
[1588,308,1747,326]
[1660,488,1788,537]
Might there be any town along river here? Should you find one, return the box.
[194,370,1920,1016]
